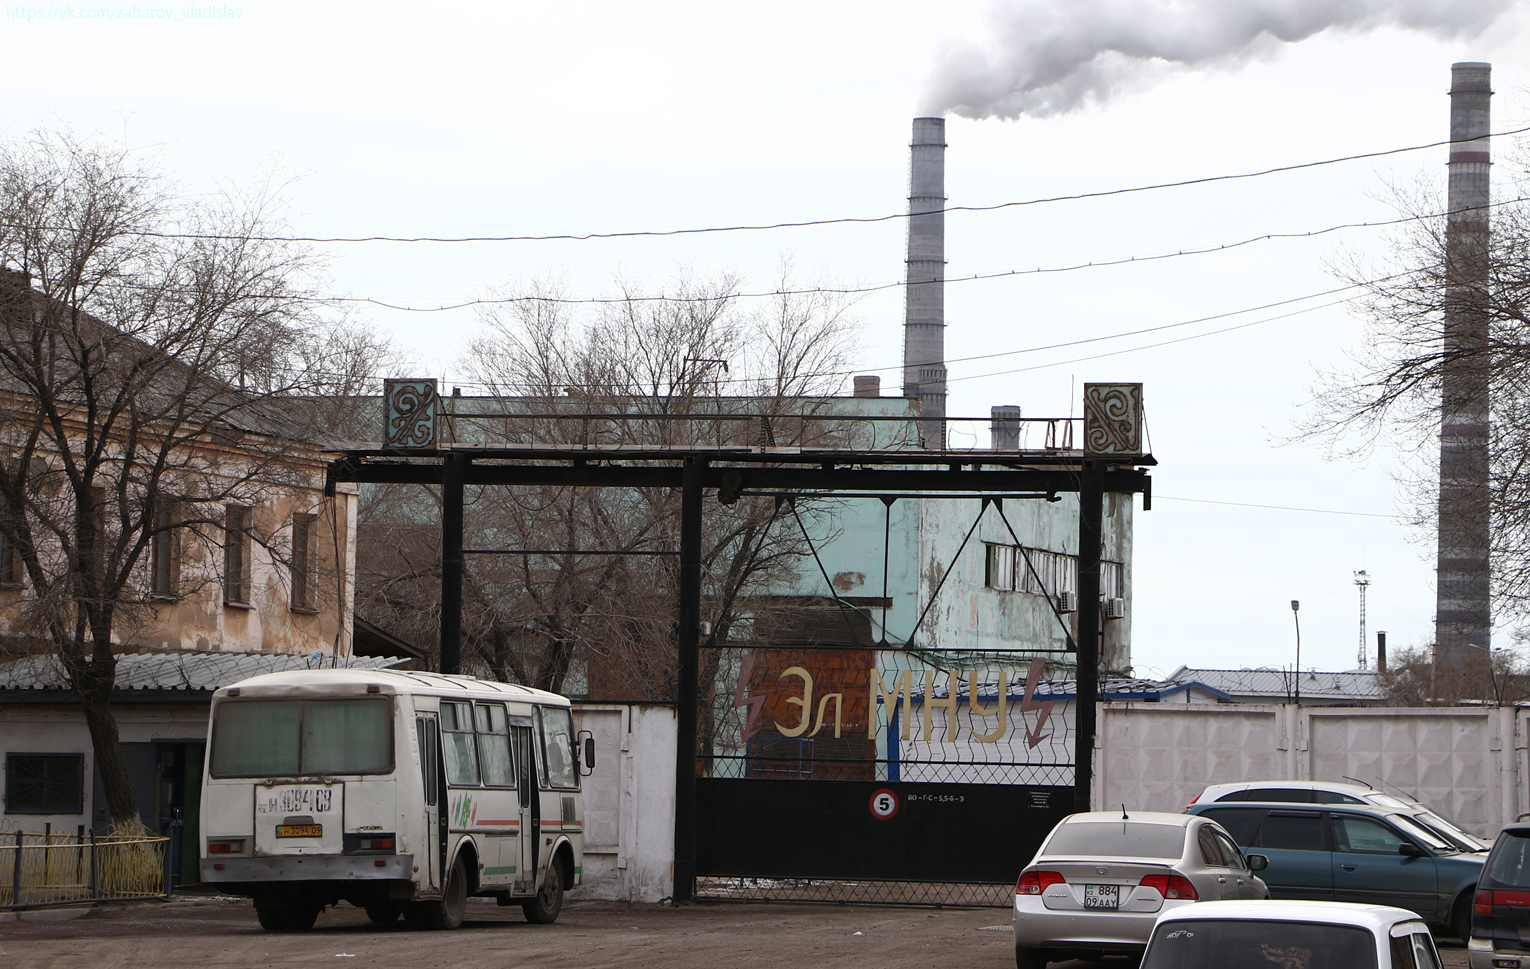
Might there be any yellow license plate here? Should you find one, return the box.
[276,824,322,838]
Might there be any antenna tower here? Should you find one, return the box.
[1354,570,1370,669]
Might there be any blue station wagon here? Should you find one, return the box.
[1186,800,1483,940]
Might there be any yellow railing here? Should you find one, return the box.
[0,831,170,908]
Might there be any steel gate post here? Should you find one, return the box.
[1073,459,1104,814]
[673,455,705,903]
[440,453,466,676]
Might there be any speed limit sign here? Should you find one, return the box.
[869,788,899,820]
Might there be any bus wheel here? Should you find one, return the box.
[286,903,320,932]
[418,856,467,930]
[522,864,564,924]
[364,904,401,925]
[254,903,289,931]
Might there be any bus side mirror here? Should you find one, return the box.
[578,730,595,775]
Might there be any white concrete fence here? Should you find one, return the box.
[572,700,1526,902]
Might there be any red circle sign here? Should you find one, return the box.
[870,788,899,820]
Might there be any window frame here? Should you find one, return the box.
[224,505,252,606]
[4,752,85,815]
[148,501,180,599]
[0,493,22,588]
[289,513,318,613]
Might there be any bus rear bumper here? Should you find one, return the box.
[202,854,416,883]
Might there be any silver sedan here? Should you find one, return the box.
[1013,810,1270,969]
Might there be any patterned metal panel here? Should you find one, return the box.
[382,378,439,449]
[1082,383,1144,457]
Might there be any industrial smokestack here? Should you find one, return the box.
[990,405,1022,449]
[853,375,882,397]
[1436,62,1493,671]
[903,117,948,449]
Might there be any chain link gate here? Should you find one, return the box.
[693,646,1079,906]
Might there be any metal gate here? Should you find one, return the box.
[694,647,1078,905]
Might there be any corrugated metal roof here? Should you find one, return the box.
[1166,666,1384,700]
[0,651,409,694]
[911,675,1224,702]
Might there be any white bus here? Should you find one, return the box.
[199,668,591,931]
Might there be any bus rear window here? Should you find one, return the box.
[211,698,393,777]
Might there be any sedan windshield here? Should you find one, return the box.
[1142,919,1378,969]
[1042,821,1185,859]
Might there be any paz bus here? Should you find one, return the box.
[199,668,591,930]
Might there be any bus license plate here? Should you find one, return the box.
[1084,884,1120,909]
[276,824,322,838]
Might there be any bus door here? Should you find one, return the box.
[510,719,538,895]
[416,715,444,891]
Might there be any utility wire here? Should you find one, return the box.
[313,196,1524,313]
[6,127,1527,247]
[1154,495,1397,519]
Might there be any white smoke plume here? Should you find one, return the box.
[924,0,1510,119]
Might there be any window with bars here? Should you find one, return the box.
[5,753,84,814]
[290,514,317,612]
[985,542,1123,601]
[225,505,251,605]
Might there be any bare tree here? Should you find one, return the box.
[1378,642,1530,706]
[0,131,344,827]
[1302,162,1530,620]
[353,265,866,718]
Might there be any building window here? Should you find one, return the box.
[148,502,178,598]
[290,514,317,612]
[4,753,84,814]
[0,494,21,587]
[225,505,251,605]
[985,542,1123,602]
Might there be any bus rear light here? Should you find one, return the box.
[360,838,394,851]
[1016,871,1066,895]
[207,840,245,854]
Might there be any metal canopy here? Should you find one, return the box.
[326,444,1153,903]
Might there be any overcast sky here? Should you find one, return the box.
[10,0,1530,677]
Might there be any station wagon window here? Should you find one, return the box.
[1386,814,1451,852]
[211,698,393,777]
[1487,830,1530,886]
[1333,816,1409,854]
[536,706,578,790]
[1198,807,1257,844]
[440,701,480,786]
[1252,813,1327,851]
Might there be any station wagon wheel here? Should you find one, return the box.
[522,862,564,924]
[1014,944,1047,969]
[1454,891,1474,942]
[418,856,468,930]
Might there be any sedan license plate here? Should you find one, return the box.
[275,824,322,838]
[1083,884,1120,910]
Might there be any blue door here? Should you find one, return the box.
[1330,814,1440,918]
[1248,810,1335,902]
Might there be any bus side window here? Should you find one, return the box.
[477,703,513,787]
[417,717,438,806]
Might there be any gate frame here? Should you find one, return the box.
[327,444,1152,903]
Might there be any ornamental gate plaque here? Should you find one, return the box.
[1082,383,1144,457]
[383,378,439,449]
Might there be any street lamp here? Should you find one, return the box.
[1466,642,1501,705]
[1291,600,1301,705]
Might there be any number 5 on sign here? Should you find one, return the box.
[870,788,899,820]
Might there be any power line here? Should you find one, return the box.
[1154,495,1397,519]
[308,195,1524,314]
[8,127,1528,248]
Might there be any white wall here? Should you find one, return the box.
[571,703,677,903]
[1097,702,1527,838]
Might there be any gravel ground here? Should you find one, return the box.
[0,894,1471,969]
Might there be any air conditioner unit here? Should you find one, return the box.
[1104,597,1127,620]
[1057,591,1078,614]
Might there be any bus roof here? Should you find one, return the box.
[212,668,572,705]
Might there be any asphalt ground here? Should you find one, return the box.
[0,895,1471,969]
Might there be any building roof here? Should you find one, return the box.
[1165,666,1384,702]
[0,650,409,696]
[910,674,1234,703]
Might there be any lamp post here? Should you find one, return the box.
[1466,642,1501,705]
[1291,600,1302,705]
